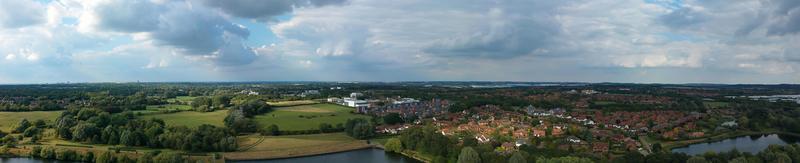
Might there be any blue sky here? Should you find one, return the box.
[0,0,798,84]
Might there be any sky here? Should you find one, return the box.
[0,0,799,84]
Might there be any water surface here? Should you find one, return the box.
[231,148,421,163]
[671,134,800,155]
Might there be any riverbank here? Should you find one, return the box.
[225,142,373,161]
[225,133,372,161]
[373,143,431,163]
[662,130,800,150]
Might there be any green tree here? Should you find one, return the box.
[153,152,184,163]
[319,123,333,133]
[728,157,748,163]
[775,153,792,163]
[457,147,481,163]
[137,151,158,163]
[14,119,31,133]
[383,113,403,125]
[96,151,115,163]
[266,124,280,136]
[40,146,56,159]
[29,146,42,157]
[686,156,707,163]
[508,152,526,163]
[34,119,46,128]
[384,138,404,153]
[83,152,95,163]
[23,126,40,137]
[652,143,663,153]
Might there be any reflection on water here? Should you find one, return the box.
[4,148,419,163]
[671,134,800,155]
[231,148,421,163]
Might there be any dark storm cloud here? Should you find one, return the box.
[0,1,45,28]
[200,0,347,20]
[423,18,561,59]
[89,0,162,32]
[84,0,258,66]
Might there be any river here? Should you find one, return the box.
[671,134,800,155]
[3,148,420,163]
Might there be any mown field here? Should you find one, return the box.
[0,111,63,131]
[253,104,369,131]
[167,96,198,103]
[703,101,730,109]
[133,104,193,115]
[227,133,370,160]
[139,110,227,128]
[266,100,319,107]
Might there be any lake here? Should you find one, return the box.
[231,148,421,163]
[671,134,800,155]
[3,148,419,163]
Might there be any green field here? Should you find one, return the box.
[253,104,369,131]
[0,111,63,131]
[167,96,198,104]
[134,104,193,114]
[593,101,618,105]
[703,101,730,109]
[139,110,227,128]
[227,133,369,160]
[267,100,319,107]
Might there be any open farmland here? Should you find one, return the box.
[139,110,227,128]
[253,104,370,131]
[0,111,63,131]
[266,100,319,107]
[133,104,193,115]
[226,133,370,160]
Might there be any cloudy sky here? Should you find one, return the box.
[0,0,798,84]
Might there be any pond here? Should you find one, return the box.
[231,148,421,163]
[671,134,800,155]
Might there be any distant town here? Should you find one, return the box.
[0,82,799,163]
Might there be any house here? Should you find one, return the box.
[327,97,342,103]
[623,138,639,151]
[502,142,517,150]
[476,135,491,143]
[552,126,564,137]
[721,121,738,128]
[566,136,582,143]
[343,98,369,107]
[515,139,527,147]
[513,129,529,139]
[688,131,705,138]
[592,142,609,153]
[533,129,546,137]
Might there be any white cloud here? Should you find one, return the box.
[4,54,15,60]
[0,1,46,28]
[1,0,800,83]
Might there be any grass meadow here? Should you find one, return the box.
[253,104,370,131]
[0,111,63,131]
[139,110,227,128]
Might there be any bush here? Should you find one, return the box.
[384,138,403,153]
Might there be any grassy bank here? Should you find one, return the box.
[225,133,371,160]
